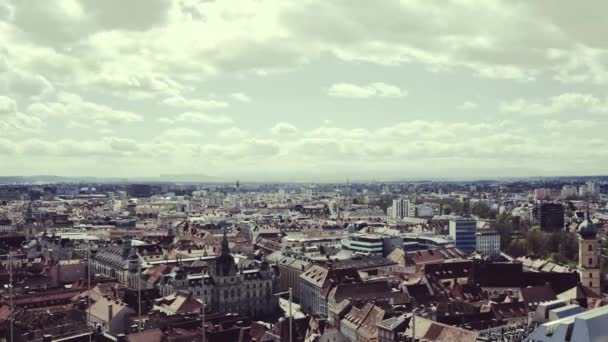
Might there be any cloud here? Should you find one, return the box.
[92,73,185,99]
[230,92,251,102]
[0,96,17,115]
[157,117,175,125]
[219,127,248,139]
[162,95,229,110]
[459,101,478,110]
[6,70,54,98]
[175,112,233,125]
[271,122,298,134]
[162,127,202,138]
[327,82,406,98]
[500,93,608,115]
[28,92,143,125]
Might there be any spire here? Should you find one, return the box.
[221,228,230,255]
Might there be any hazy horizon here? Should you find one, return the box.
[2,1,608,181]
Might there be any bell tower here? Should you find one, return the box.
[577,210,601,295]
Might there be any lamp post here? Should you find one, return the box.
[274,287,293,342]
[411,307,421,342]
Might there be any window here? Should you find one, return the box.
[590,281,593,288]
[589,244,593,251]
[589,258,593,265]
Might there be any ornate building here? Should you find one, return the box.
[577,212,601,295]
[158,230,278,318]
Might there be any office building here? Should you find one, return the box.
[476,229,500,256]
[391,198,410,219]
[534,203,565,232]
[449,219,477,253]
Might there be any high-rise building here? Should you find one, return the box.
[476,229,500,256]
[577,213,601,295]
[561,185,577,199]
[391,198,409,219]
[586,181,600,198]
[449,219,477,253]
[534,202,565,232]
[534,188,551,200]
[578,184,589,197]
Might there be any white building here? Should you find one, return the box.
[476,229,500,256]
[449,219,477,253]
[587,181,600,194]
[578,184,588,197]
[391,198,410,220]
[561,185,577,199]
[525,305,608,342]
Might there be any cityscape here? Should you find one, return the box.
[2,1,608,342]
[0,178,607,341]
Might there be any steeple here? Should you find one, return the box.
[235,180,241,209]
[221,228,230,255]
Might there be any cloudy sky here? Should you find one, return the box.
[1,1,607,181]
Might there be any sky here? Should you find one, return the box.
[1,1,608,182]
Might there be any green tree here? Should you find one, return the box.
[508,239,528,257]
[493,213,514,250]
[526,229,547,257]
[442,204,453,215]
[559,232,578,263]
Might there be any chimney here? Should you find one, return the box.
[108,303,114,321]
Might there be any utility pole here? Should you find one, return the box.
[87,243,92,342]
[288,287,292,342]
[200,272,206,342]
[138,259,142,335]
[9,250,13,342]
[274,288,293,342]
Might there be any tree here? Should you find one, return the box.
[559,232,578,263]
[526,229,547,257]
[493,213,514,250]
[508,239,528,257]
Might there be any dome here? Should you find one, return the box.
[577,217,597,239]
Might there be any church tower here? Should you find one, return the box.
[577,211,601,295]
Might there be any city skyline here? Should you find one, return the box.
[2,1,608,181]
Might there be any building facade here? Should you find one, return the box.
[534,203,565,232]
[391,198,410,220]
[157,231,278,318]
[476,229,500,256]
[449,219,477,253]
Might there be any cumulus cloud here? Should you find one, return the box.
[3,0,608,178]
[500,93,608,115]
[162,95,229,110]
[271,122,297,134]
[162,127,202,138]
[459,101,479,110]
[219,127,248,139]
[327,82,406,98]
[175,112,233,125]
[6,70,54,98]
[0,96,17,115]
[27,92,143,125]
[230,93,252,102]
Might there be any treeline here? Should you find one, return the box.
[493,215,579,265]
